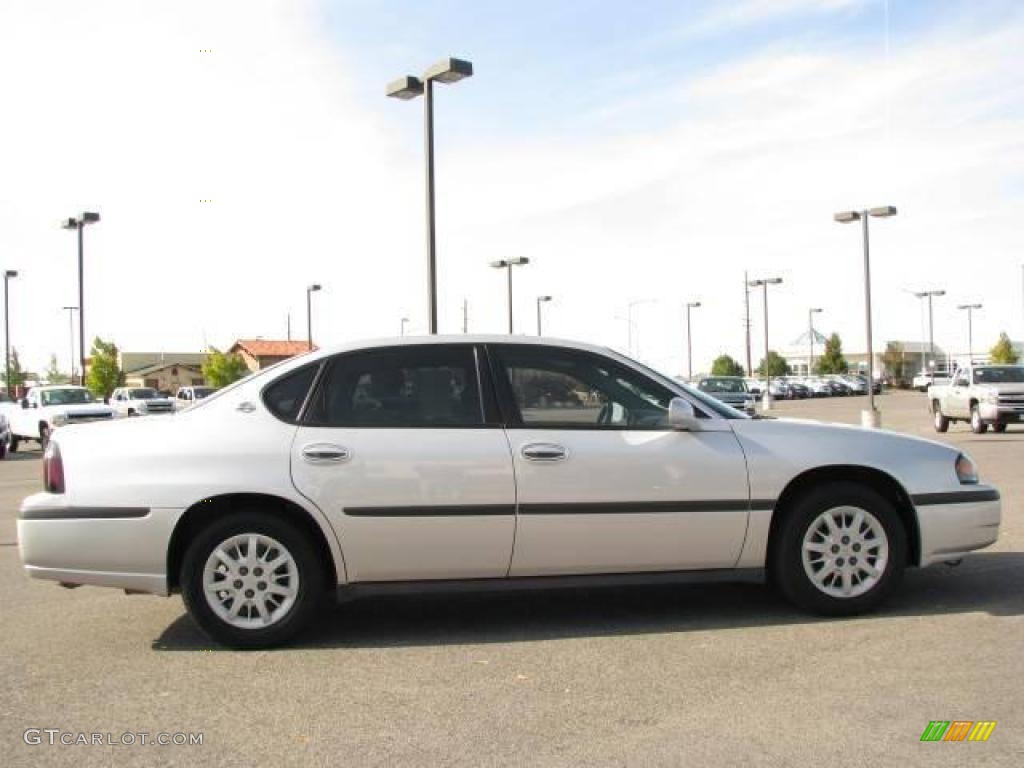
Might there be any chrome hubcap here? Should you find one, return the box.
[801,506,888,599]
[202,533,299,629]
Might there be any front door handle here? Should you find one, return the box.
[521,443,568,462]
[301,444,351,464]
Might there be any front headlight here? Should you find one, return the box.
[955,453,979,485]
[52,413,68,427]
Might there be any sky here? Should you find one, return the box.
[1,0,1022,378]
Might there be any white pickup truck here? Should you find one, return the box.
[928,364,1024,434]
[3,385,115,451]
[109,386,176,417]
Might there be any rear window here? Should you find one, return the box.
[262,364,319,423]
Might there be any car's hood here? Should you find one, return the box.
[49,403,113,415]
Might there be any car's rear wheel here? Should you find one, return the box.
[9,435,19,453]
[181,511,325,649]
[970,404,988,434]
[39,425,50,451]
[932,403,949,433]
[772,482,906,615]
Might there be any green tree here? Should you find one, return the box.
[86,337,124,399]
[816,333,849,374]
[4,347,27,391]
[756,351,790,377]
[710,354,746,377]
[202,347,249,388]
[44,354,70,385]
[881,341,906,385]
[989,332,1020,364]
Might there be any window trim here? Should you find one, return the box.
[487,343,682,432]
[298,344,498,430]
[259,361,325,425]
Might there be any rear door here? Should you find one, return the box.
[489,344,750,577]
[289,344,516,582]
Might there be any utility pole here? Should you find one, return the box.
[462,298,468,333]
[743,270,752,376]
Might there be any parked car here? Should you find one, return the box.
[781,377,810,399]
[824,376,852,396]
[929,364,1024,433]
[804,377,833,397]
[840,375,868,395]
[18,337,1000,648]
[110,387,176,417]
[913,371,950,392]
[696,376,756,414]
[3,385,114,451]
[744,378,764,399]
[174,385,217,411]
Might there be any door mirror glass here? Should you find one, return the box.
[20,398,28,409]
[668,397,701,431]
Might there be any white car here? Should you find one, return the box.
[5,385,114,451]
[174,385,217,411]
[18,337,1001,648]
[110,387,176,417]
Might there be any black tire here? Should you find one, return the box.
[9,435,19,453]
[39,425,50,451]
[771,482,907,616]
[932,402,949,433]
[993,423,1007,434]
[970,404,988,435]
[181,511,326,649]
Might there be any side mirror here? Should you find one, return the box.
[20,399,28,409]
[668,397,702,431]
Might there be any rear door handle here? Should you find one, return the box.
[521,443,568,462]
[301,444,351,464]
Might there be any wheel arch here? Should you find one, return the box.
[166,492,344,593]
[767,465,920,568]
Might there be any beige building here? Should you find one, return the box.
[229,339,315,372]
[120,352,207,393]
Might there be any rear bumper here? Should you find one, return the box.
[916,490,1001,566]
[18,493,182,595]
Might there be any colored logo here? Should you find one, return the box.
[920,721,996,742]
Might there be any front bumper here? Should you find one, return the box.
[17,493,182,595]
[916,488,1001,566]
[978,403,1024,425]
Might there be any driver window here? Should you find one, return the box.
[495,347,673,429]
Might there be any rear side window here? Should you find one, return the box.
[262,364,319,423]
[305,346,484,428]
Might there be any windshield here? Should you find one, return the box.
[129,388,159,400]
[974,367,1024,384]
[41,388,93,406]
[700,378,748,394]
[193,387,216,398]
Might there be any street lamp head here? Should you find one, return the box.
[538,295,552,302]
[489,259,508,269]
[687,301,701,308]
[833,210,861,223]
[868,206,897,218]
[81,211,100,224]
[507,256,530,266]
[423,57,473,84]
[4,270,17,279]
[308,283,322,292]
[61,217,80,230]
[957,303,982,310]
[810,307,823,313]
[932,290,946,297]
[386,75,424,100]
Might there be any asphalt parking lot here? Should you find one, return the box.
[1,390,1021,767]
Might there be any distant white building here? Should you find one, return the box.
[781,333,951,378]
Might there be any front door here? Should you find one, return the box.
[489,345,750,577]
[290,344,516,582]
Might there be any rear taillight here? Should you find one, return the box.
[43,441,65,494]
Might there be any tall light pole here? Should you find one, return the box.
[62,306,78,385]
[400,317,409,337]
[808,307,823,375]
[957,303,982,363]
[62,211,100,385]
[912,289,945,372]
[685,301,701,380]
[4,270,17,397]
[387,57,474,335]
[306,284,321,350]
[747,277,782,410]
[536,295,552,336]
[743,271,752,376]
[834,206,897,428]
[489,257,530,333]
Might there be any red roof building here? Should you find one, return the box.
[228,339,315,372]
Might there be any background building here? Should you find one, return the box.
[120,351,206,392]
[228,339,314,372]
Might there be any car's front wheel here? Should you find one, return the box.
[932,403,949,433]
[772,482,906,615]
[181,512,325,649]
[970,404,988,434]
